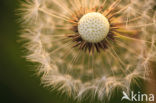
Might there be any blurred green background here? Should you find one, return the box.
[0,0,155,103]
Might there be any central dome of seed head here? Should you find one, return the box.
[78,12,110,43]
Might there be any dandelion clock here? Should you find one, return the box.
[19,0,156,102]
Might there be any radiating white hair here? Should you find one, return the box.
[19,0,156,102]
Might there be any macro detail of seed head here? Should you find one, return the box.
[78,12,110,43]
[19,0,156,102]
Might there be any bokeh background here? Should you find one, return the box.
[0,0,155,103]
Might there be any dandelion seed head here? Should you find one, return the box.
[19,0,156,102]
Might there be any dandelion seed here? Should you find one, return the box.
[19,0,156,102]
